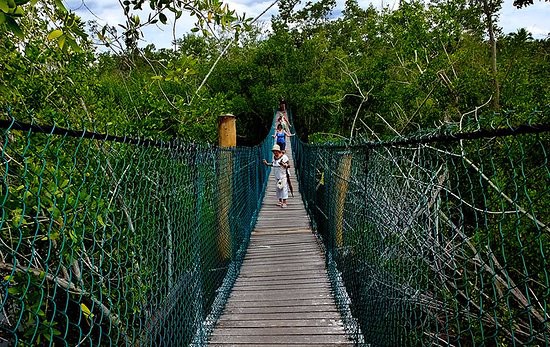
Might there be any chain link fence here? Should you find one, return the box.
[0,115,274,345]
[291,111,550,346]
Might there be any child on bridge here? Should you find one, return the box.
[262,144,290,208]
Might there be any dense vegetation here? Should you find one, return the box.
[1,0,549,143]
[1,0,549,344]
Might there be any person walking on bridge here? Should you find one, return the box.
[273,123,294,153]
[262,144,290,208]
[277,112,289,131]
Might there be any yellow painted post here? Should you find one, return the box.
[335,153,352,248]
[218,114,236,260]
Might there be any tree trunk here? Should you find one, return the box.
[481,0,500,110]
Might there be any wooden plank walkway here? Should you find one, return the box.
[208,143,352,346]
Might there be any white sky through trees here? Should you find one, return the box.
[66,0,550,49]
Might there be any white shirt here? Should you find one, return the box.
[272,154,289,180]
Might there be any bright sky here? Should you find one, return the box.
[66,0,550,49]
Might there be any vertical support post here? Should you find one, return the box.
[191,145,206,343]
[335,152,352,248]
[218,114,236,147]
[218,114,236,260]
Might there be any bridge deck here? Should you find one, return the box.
[208,144,352,346]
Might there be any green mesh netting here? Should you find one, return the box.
[291,111,550,346]
[3,107,549,346]
[0,115,274,345]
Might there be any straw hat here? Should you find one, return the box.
[271,144,281,152]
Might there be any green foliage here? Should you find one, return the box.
[0,125,274,344]
[2,0,251,53]
[1,0,88,52]
[513,0,550,8]
[292,119,550,345]
[0,0,549,343]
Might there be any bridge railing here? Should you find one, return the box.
[291,111,550,346]
[0,114,275,345]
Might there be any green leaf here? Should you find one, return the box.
[49,232,60,241]
[0,12,5,24]
[68,229,77,242]
[57,34,66,49]
[47,29,63,41]
[0,0,9,12]
[97,214,105,226]
[54,0,66,12]
[80,303,94,320]
[159,12,167,24]
[66,36,82,52]
[5,15,23,38]
[13,6,23,15]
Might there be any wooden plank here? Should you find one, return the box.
[241,256,321,264]
[225,298,336,307]
[215,319,344,328]
[219,311,343,320]
[227,296,336,304]
[210,326,347,335]
[236,279,329,286]
[232,282,331,290]
[244,248,320,255]
[240,260,324,268]
[248,237,314,245]
[241,256,324,263]
[242,253,323,260]
[224,304,339,314]
[245,244,319,250]
[208,334,352,344]
[229,292,334,299]
[208,344,354,347]
[250,232,312,237]
[237,273,329,281]
[246,244,318,251]
[243,250,320,257]
[253,228,314,233]
[236,278,329,285]
[238,264,326,272]
[238,271,327,279]
[242,253,320,260]
[241,257,322,265]
[229,289,332,297]
[244,249,321,257]
[253,223,312,230]
[250,238,313,242]
[238,268,327,276]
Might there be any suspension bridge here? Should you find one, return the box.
[0,110,549,346]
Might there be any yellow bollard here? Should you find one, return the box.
[335,153,352,248]
[217,114,236,260]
